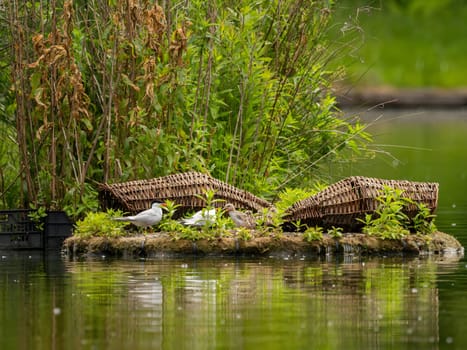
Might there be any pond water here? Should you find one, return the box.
[0,253,466,350]
[1,108,466,350]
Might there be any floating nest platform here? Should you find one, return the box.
[63,231,463,260]
[98,171,271,218]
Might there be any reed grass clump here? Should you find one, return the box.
[2,1,371,218]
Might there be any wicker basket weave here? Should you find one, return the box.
[282,196,321,229]
[98,171,272,217]
[285,176,439,230]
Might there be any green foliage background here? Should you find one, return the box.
[331,0,467,87]
[0,0,371,217]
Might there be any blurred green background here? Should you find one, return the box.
[330,0,467,87]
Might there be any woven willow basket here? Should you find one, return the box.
[282,196,321,229]
[98,171,272,217]
[285,176,439,230]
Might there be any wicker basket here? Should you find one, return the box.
[282,196,321,229]
[98,171,272,217]
[284,176,439,230]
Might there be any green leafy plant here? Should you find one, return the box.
[274,188,315,213]
[194,190,225,231]
[359,187,410,240]
[63,183,99,220]
[358,186,436,240]
[161,200,180,221]
[291,220,308,232]
[211,215,234,237]
[327,226,343,239]
[74,210,127,238]
[411,202,437,235]
[236,227,253,241]
[158,200,187,233]
[169,226,210,241]
[28,205,47,232]
[195,190,224,208]
[254,207,282,231]
[303,226,324,242]
[159,219,186,234]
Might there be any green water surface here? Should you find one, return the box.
[1,253,466,350]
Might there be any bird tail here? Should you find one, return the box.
[112,217,129,222]
[179,218,194,225]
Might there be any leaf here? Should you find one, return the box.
[81,118,93,131]
[121,73,140,92]
[33,87,48,108]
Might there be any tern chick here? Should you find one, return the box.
[223,203,256,229]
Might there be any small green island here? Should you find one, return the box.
[63,173,463,259]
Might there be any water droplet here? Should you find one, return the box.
[53,307,61,315]
[452,203,457,208]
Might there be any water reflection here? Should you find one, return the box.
[0,252,465,350]
[0,253,467,349]
[60,257,457,349]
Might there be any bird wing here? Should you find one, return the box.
[181,209,216,226]
[112,207,162,227]
[230,211,256,228]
